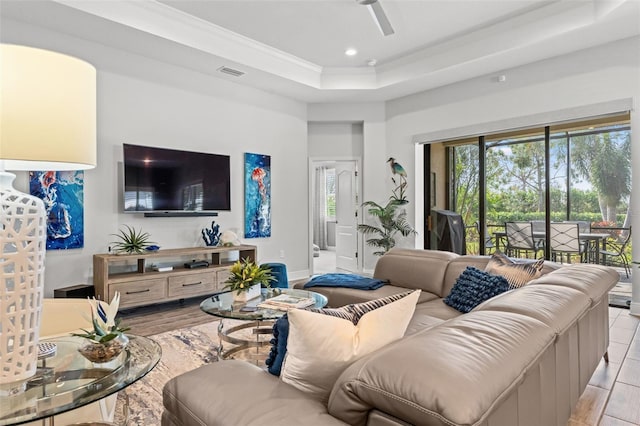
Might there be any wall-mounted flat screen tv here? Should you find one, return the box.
[123,143,230,213]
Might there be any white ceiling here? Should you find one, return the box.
[159,0,550,68]
[2,0,639,103]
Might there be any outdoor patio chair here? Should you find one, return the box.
[563,220,591,233]
[530,220,546,233]
[504,221,544,258]
[467,221,495,254]
[549,222,586,264]
[600,226,632,278]
[478,222,495,254]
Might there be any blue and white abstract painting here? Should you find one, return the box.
[30,170,84,250]
[244,153,271,238]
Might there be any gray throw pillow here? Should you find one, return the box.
[485,251,544,289]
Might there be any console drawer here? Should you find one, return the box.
[111,278,167,307]
[168,272,216,297]
[216,268,231,291]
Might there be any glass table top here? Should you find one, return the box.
[0,335,161,426]
[200,288,328,320]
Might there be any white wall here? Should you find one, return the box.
[385,35,640,311]
[308,122,364,158]
[4,19,309,296]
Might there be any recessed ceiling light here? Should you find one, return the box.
[367,59,378,67]
[345,48,358,56]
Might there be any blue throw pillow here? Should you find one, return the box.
[444,266,509,313]
[265,314,289,376]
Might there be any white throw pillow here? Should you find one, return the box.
[280,290,421,403]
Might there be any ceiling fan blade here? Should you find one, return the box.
[368,1,395,36]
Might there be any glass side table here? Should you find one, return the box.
[0,335,161,426]
[200,288,328,363]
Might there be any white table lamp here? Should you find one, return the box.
[0,44,96,393]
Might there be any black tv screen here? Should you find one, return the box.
[123,144,230,213]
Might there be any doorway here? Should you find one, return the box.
[309,159,360,276]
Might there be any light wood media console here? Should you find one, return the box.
[93,245,257,309]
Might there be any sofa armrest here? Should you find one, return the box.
[162,360,348,426]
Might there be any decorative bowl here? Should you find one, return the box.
[78,335,129,363]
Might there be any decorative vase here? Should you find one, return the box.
[233,284,262,303]
[78,334,129,363]
[0,173,46,392]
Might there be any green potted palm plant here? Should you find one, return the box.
[358,158,416,256]
[223,258,275,302]
[358,199,416,256]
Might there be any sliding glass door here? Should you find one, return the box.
[440,115,631,259]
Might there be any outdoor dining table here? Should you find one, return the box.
[492,230,610,264]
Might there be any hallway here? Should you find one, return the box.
[313,248,338,275]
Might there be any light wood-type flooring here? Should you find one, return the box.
[120,298,640,426]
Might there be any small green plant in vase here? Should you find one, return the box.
[223,258,275,302]
[111,225,154,254]
[72,292,130,363]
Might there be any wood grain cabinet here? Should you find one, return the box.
[93,245,257,308]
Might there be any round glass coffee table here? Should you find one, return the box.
[0,335,161,426]
[200,288,328,363]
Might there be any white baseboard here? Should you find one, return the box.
[289,269,311,282]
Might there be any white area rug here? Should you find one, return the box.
[114,321,222,425]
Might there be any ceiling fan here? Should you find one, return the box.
[357,0,395,36]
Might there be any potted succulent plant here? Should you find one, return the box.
[72,292,130,363]
[223,258,275,302]
[111,225,155,254]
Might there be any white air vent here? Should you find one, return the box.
[217,66,245,77]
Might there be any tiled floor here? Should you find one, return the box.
[313,248,338,275]
[569,307,640,425]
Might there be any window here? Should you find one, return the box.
[326,168,336,219]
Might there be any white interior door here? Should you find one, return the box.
[336,165,358,272]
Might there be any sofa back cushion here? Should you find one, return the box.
[373,248,458,296]
[527,264,619,306]
[328,311,555,426]
[474,284,591,334]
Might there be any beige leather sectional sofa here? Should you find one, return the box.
[162,248,619,426]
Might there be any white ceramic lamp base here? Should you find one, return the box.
[0,172,46,392]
